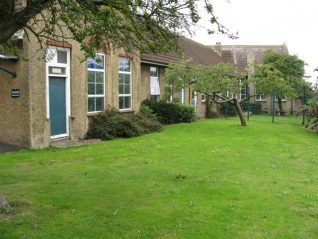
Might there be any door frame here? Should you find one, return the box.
[46,46,71,139]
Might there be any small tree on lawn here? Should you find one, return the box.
[193,63,252,126]
[253,50,305,114]
[165,61,252,126]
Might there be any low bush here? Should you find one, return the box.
[86,107,162,140]
[142,100,195,124]
[219,102,237,117]
[297,101,318,133]
[220,101,263,116]
[242,102,263,114]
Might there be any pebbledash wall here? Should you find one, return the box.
[0,35,143,148]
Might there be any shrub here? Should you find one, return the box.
[219,102,237,117]
[242,102,262,114]
[86,108,162,140]
[297,101,318,133]
[220,101,263,116]
[142,100,195,124]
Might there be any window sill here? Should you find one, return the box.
[87,112,102,117]
[119,109,135,113]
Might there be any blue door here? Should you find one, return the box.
[49,77,67,136]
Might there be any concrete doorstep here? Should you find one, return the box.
[50,138,101,149]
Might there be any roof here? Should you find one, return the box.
[141,37,223,66]
[210,45,288,73]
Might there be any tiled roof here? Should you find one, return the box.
[141,37,223,66]
[210,45,288,73]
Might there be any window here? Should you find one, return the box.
[275,95,286,101]
[191,91,197,106]
[87,54,105,112]
[118,57,132,110]
[256,91,266,101]
[46,48,68,65]
[166,85,173,103]
[178,88,184,104]
[240,82,248,100]
[201,94,206,102]
[150,66,160,102]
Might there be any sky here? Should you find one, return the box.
[190,0,318,83]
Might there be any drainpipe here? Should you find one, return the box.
[0,66,17,78]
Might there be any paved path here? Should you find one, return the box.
[0,142,22,153]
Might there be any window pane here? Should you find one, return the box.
[125,84,130,94]
[96,84,104,95]
[150,67,158,77]
[88,83,95,95]
[119,84,124,94]
[119,96,131,109]
[118,73,124,84]
[125,96,131,109]
[119,96,124,109]
[57,50,67,64]
[119,58,131,72]
[95,97,104,111]
[87,55,104,69]
[124,74,130,84]
[96,72,104,83]
[88,71,95,83]
[88,98,95,112]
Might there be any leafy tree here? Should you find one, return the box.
[165,62,252,126]
[253,50,305,113]
[0,0,236,57]
[164,59,195,101]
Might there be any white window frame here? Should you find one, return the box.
[191,91,197,108]
[87,53,106,113]
[275,95,287,102]
[118,57,132,111]
[201,93,206,102]
[167,85,173,103]
[178,88,185,104]
[150,66,160,96]
[45,46,71,139]
[239,80,248,100]
[256,93,267,101]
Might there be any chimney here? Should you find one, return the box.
[214,42,223,57]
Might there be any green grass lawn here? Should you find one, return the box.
[1,116,318,238]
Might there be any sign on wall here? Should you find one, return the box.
[11,89,20,98]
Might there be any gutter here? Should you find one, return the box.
[141,60,168,67]
[0,55,19,61]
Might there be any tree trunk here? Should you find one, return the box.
[277,97,283,115]
[205,95,212,118]
[233,99,246,126]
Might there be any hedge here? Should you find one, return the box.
[142,100,195,124]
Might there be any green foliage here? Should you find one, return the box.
[142,100,195,124]
[220,101,262,116]
[242,102,262,114]
[193,63,239,94]
[0,0,236,57]
[164,59,195,100]
[253,50,305,98]
[219,102,237,116]
[86,107,162,140]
